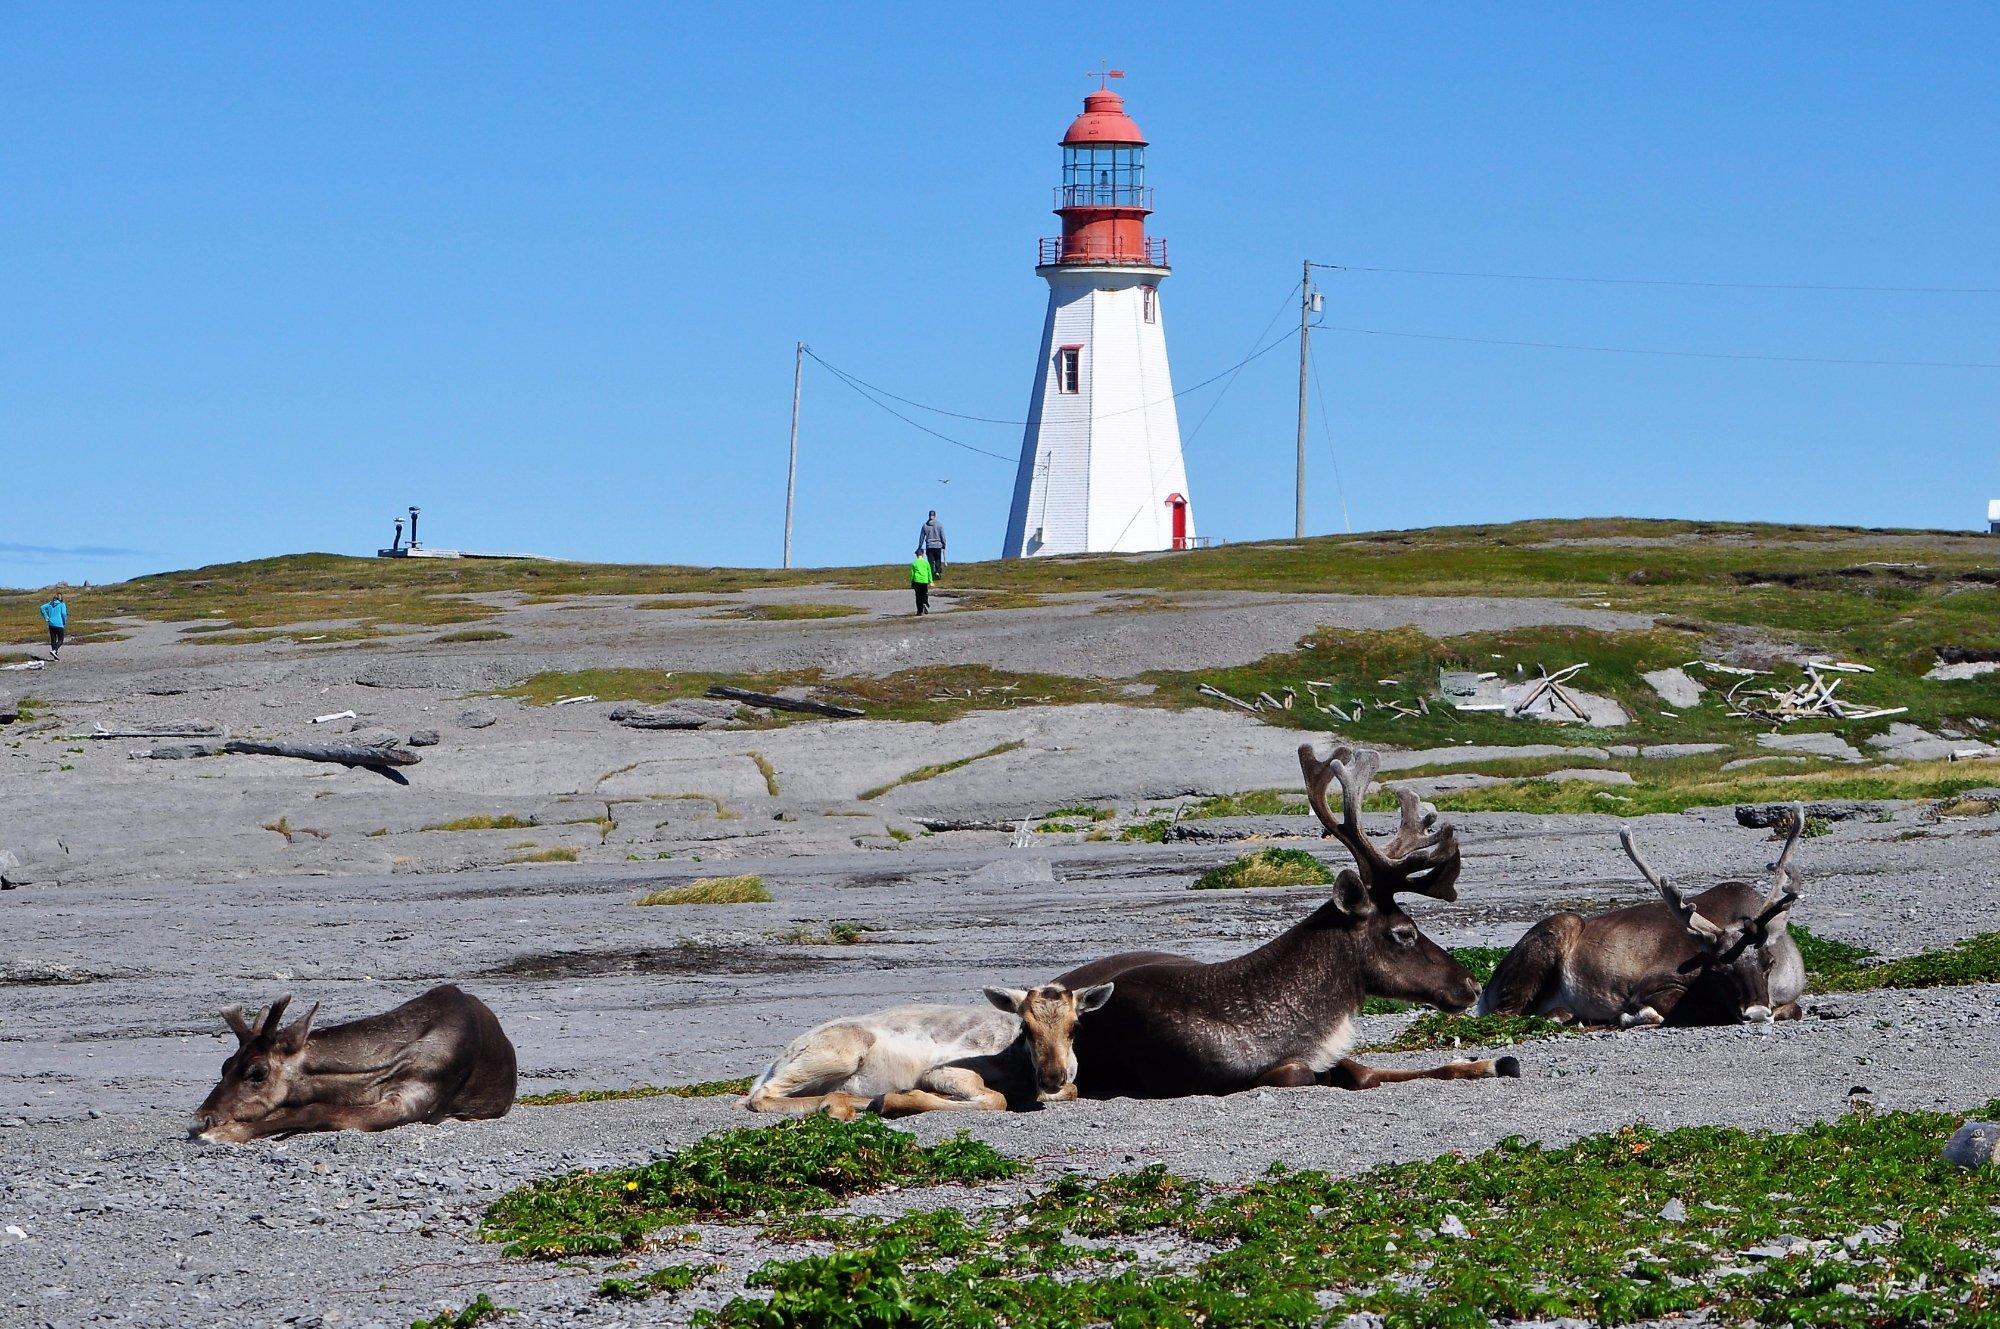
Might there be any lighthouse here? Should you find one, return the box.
[1002,78,1193,558]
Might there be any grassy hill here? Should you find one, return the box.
[6,517,1998,814]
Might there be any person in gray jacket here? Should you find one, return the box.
[917,512,946,580]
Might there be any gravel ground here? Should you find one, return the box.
[3,804,1996,1326]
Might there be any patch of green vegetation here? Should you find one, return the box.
[518,1077,752,1107]
[935,588,1054,611]
[1190,847,1335,891]
[1815,930,2000,993]
[481,1117,1024,1259]
[635,597,734,610]
[508,847,579,864]
[1039,804,1115,822]
[859,741,1025,801]
[495,666,1124,726]
[596,1262,723,1301]
[715,602,865,621]
[772,920,869,946]
[1366,1011,1576,1053]
[1789,923,1878,975]
[1035,821,1078,834]
[1118,818,1172,843]
[187,625,401,647]
[637,875,771,906]
[408,1294,505,1329]
[886,827,913,843]
[424,814,535,832]
[1429,758,2000,818]
[709,1103,2000,1329]
[748,751,780,796]
[433,628,513,643]
[1182,788,1311,819]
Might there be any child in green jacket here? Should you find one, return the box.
[909,554,933,616]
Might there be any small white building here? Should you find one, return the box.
[1003,81,1193,558]
[1988,499,1999,535]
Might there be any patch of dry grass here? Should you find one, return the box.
[858,741,1026,801]
[714,603,864,621]
[425,814,536,832]
[508,847,579,864]
[636,875,771,906]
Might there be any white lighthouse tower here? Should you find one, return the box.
[1002,78,1193,558]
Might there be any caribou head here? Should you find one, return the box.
[1300,743,1481,1012]
[192,994,319,1142]
[1618,805,1805,1023]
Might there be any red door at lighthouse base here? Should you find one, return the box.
[1166,493,1189,550]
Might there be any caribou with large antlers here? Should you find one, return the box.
[1478,805,1808,1027]
[1055,744,1519,1097]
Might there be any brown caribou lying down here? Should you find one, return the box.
[746,982,1113,1118]
[1478,805,1807,1027]
[193,984,517,1142]
[1057,744,1520,1097]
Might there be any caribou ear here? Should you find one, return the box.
[221,1006,255,1044]
[984,987,1028,1013]
[1326,867,1377,919]
[1077,982,1115,1013]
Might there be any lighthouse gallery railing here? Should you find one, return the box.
[1038,236,1169,267]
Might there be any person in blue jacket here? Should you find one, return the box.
[39,594,68,659]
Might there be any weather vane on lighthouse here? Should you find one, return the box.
[1002,73,1193,558]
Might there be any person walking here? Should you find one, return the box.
[39,594,68,660]
[916,511,946,581]
[909,551,934,616]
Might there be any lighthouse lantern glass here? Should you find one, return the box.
[1062,145,1145,208]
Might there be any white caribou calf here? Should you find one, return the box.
[745,983,1113,1119]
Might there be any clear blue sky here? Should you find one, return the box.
[7,3,1997,589]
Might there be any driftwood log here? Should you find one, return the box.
[86,723,225,740]
[704,685,863,719]
[225,739,419,780]
[135,737,420,784]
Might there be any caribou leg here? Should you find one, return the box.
[876,1067,1009,1118]
[1251,1060,1320,1089]
[1325,1055,1521,1090]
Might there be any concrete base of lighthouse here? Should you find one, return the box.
[1002,265,1193,558]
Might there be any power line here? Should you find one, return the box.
[803,319,1302,442]
[1185,279,1300,445]
[1316,324,2000,370]
[1315,262,2000,296]
[804,349,1016,463]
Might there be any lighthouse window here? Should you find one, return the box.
[1061,145,1145,207]
[1142,285,1157,323]
[1057,346,1081,393]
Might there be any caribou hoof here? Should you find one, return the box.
[1494,1056,1522,1079]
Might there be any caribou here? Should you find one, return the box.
[192,984,518,1142]
[745,981,1115,1118]
[1056,744,1520,1097]
[1477,805,1807,1027]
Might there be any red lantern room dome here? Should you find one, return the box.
[1062,88,1146,146]
[1041,80,1165,269]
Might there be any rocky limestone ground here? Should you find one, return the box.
[2,584,1996,1326]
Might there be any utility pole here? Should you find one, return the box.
[783,341,803,569]
[1295,259,1312,539]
